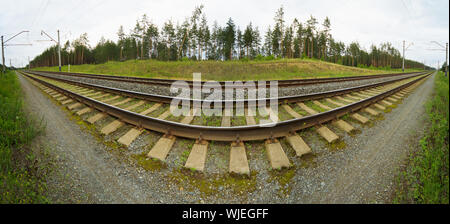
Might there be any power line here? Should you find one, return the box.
[47,0,107,32]
[30,0,47,30]
[46,0,88,30]
[61,0,108,29]
[401,0,414,20]
[31,0,50,32]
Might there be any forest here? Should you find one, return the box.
[29,5,428,70]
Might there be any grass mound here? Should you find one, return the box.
[33,58,423,81]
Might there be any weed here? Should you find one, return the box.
[0,71,49,203]
[394,72,449,204]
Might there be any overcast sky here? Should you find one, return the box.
[1,0,448,68]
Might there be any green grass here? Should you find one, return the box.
[0,71,49,203]
[33,58,423,81]
[394,72,449,204]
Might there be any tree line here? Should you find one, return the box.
[30,5,428,70]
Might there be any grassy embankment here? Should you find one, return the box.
[33,58,423,81]
[394,71,449,204]
[0,71,49,203]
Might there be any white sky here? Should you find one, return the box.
[1,0,448,68]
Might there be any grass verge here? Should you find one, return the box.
[394,72,449,204]
[0,71,49,203]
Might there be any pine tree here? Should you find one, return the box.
[263,26,272,56]
[223,18,236,60]
[117,26,125,60]
[236,28,243,59]
[274,6,285,57]
[251,26,261,57]
[243,23,254,58]
[272,23,282,57]
[321,17,331,60]
[306,15,317,58]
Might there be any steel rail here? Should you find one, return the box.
[21,71,431,142]
[22,70,426,107]
[24,69,423,88]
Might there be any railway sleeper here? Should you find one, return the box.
[62,99,73,105]
[57,96,68,101]
[221,108,232,127]
[373,103,386,110]
[335,95,354,104]
[76,107,92,116]
[147,107,197,162]
[316,126,340,143]
[297,102,341,142]
[286,133,312,157]
[265,139,292,170]
[229,142,250,175]
[332,119,355,133]
[351,113,369,124]
[68,102,83,110]
[282,104,302,119]
[326,98,345,107]
[100,100,152,135]
[364,107,379,116]
[184,140,209,172]
[147,135,176,162]
[116,103,163,146]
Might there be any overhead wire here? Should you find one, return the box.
[45,0,107,46]
[46,0,89,30]
[30,0,47,31]
[31,0,50,32]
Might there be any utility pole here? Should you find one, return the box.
[429,41,448,76]
[1,31,31,75]
[446,43,448,76]
[28,56,30,69]
[58,30,62,72]
[402,40,405,72]
[402,40,413,72]
[1,36,4,74]
[41,30,62,71]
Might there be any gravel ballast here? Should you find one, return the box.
[31,71,418,98]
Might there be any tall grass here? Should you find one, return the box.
[394,72,449,204]
[33,58,423,81]
[0,71,48,203]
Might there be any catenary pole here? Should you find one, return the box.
[429,41,448,76]
[58,30,61,71]
[446,43,448,76]
[41,30,62,71]
[1,36,5,75]
[1,31,30,75]
[402,40,405,72]
[402,40,413,73]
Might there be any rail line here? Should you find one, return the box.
[20,70,432,173]
[23,70,426,106]
[25,69,423,88]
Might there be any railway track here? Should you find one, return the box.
[23,70,426,105]
[19,70,432,175]
[25,69,423,88]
